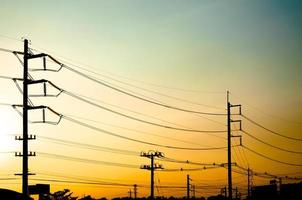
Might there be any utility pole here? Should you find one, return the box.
[247,168,251,200]
[128,189,132,199]
[13,39,48,199]
[22,38,29,199]
[141,151,164,200]
[192,185,196,199]
[221,187,227,198]
[279,177,282,197]
[187,174,191,199]
[227,91,242,200]
[133,184,137,199]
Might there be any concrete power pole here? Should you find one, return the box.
[22,38,30,199]
[134,184,137,199]
[227,91,232,200]
[187,174,192,199]
[141,151,164,200]
[192,185,196,198]
[227,91,242,200]
[13,39,48,198]
[128,189,132,199]
[248,168,251,199]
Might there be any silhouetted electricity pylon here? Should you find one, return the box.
[227,91,242,200]
[140,150,164,200]
[133,184,137,199]
[13,39,49,198]
[187,174,191,199]
[12,39,57,198]
[247,168,252,199]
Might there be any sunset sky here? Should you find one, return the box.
[0,0,302,199]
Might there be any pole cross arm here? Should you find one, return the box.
[15,173,36,176]
[231,119,242,130]
[15,152,36,157]
[27,53,47,59]
[27,79,63,97]
[28,79,48,85]
[230,104,241,108]
[230,104,242,115]
[28,105,47,110]
[15,135,36,140]
[231,135,242,145]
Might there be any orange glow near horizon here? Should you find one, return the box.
[0,1,302,199]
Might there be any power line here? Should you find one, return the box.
[12,104,227,151]
[38,136,231,165]
[235,164,302,180]
[230,93,302,126]
[37,135,236,172]
[29,178,138,188]
[0,75,20,80]
[9,103,229,150]
[239,144,250,168]
[61,63,227,116]
[0,47,18,53]
[38,152,139,169]
[232,124,249,168]
[234,138,249,169]
[65,90,226,133]
[8,77,228,134]
[63,114,224,146]
[12,75,224,139]
[232,140,246,174]
[70,91,193,130]
[64,89,227,134]
[38,57,228,127]
[35,172,142,187]
[157,157,227,167]
[30,176,194,190]
[242,145,302,167]
[161,166,221,172]
[3,47,228,116]
[13,78,226,134]
[60,61,224,110]
[0,178,20,180]
[0,102,13,106]
[35,169,149,185]
[30,44,225,95]
[63,115,231,151]
[241,114,302,141]
[10,76,197,130]
[241,130,302,154]
[0,34,22,42]
[38,135,139,156]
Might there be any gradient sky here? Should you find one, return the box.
[0,0,302,199]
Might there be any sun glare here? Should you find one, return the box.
[0,109,19,159]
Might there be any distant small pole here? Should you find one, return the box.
[128,189,132,199]
[248,168,251,199]
[187,174,191,199]
[140,151,164,200]
[279,177,282,196]
[192,185,196,198]
[227,91,232,200]
[134,184,137,199]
